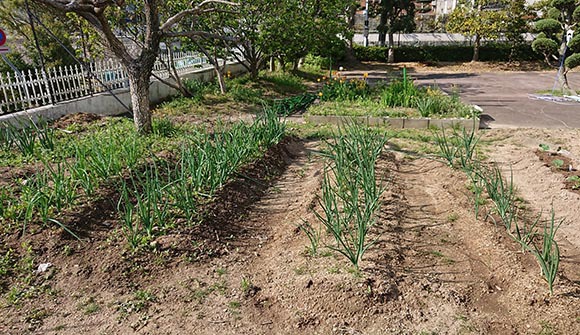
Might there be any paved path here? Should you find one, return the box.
[410,71,580,129]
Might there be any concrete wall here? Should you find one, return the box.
[0,61,248,127]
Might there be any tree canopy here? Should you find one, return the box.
[446,0,510,62]
[377,0,415,62]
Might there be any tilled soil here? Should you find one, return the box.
[2,136,580,334]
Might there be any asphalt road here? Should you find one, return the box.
[411,71,580,129]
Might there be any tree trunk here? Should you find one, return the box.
[216,66,227,94]
[472,34,481,62]
[292,59,299,71]
[250,63,259,80]
[557,38,573,92]
[127,70,152,135]
[378,32,386,47]
[558,68,572,93]
[387,33,395,63]
[347,4,357,48]
[269,57,276,72]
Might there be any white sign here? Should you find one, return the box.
[567,29,574,44]
[0,47,10,54]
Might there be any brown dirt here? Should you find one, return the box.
[50,113,103,130]
[481,129,580,298]
[3,131,580,334]
[535,149,580,195]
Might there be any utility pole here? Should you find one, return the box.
[364,0,369,47]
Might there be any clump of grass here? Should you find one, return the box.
[153,117,178,137]
[380,78,421,108]
[269,93,316,116]
[259,71,307,93]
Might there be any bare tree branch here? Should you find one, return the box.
[165,31,238,42]
[161,0,238,32]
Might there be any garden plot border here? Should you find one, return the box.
[306,114,480,130]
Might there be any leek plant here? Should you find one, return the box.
[435,125,563,294]
[311,123,386,269]
[456,126,480,171]
[527,209,561,295]
[33,119,55,151]
[478,166,517,230]
[11,125,36,156]
[512,212,540,252]
[432,127,458,167]
[114,109,286,247]
[298,220,321,255]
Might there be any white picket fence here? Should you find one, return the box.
[0,51,208,115]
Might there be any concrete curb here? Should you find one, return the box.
[306,115,479,130]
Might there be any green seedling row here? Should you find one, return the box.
[433,126,563,294]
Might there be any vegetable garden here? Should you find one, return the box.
[1,66,580,334]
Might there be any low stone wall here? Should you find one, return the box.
[0,61,247,127]
[306,115,480,130]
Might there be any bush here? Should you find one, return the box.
[319,76,370,101]
[380,79,421,108]
[534,19,562,36]
[353,44,543,63]
[568,34,580,53]
[183,79,216,101]
[532,38,559,56]
[565,53,580,69]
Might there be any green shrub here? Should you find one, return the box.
[353,44,542,63]
[568,34,580,52]
[380,78,421,108]
[534,18,562,35]
[319,76,370,102]
[269,93,316,116]
[532,38,559,56]
[565,53,580,69]
[547,8,561,20]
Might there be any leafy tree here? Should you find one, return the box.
[262,0,352,71]
[227,0,270,79]
[0,0,77,68]
[32,0,236,134]
[446,0,509,62]
[377,0,416,63]
[532,0,580,91]
[503,0,530,45]
[169,3,238,94]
